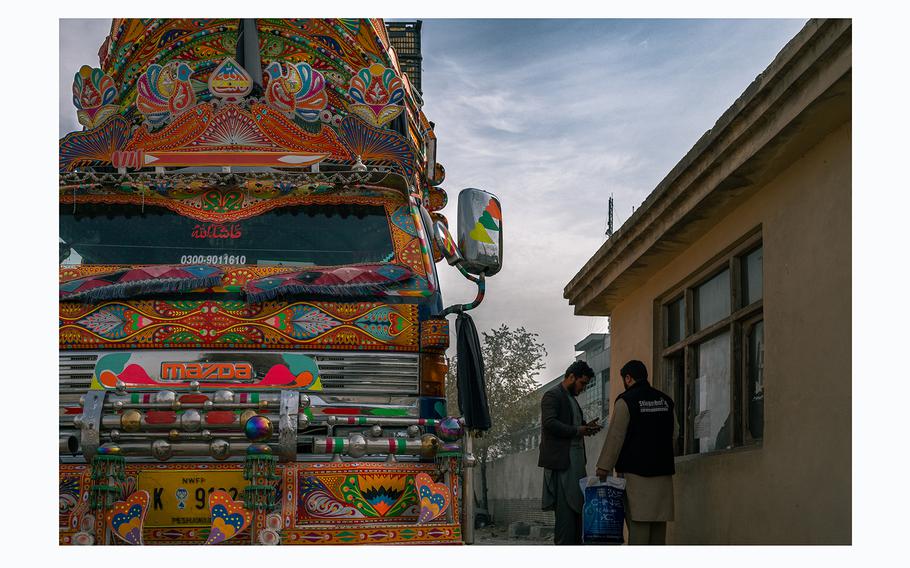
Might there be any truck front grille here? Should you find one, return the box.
[58,350,421,461]
[59,351,97,450]
[312,352,420,396]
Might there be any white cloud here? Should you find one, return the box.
[58,18,807,383]
[423,19,807,380]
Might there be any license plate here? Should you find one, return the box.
[138,470,247,527]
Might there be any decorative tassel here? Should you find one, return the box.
[242,451,279,512]
[89,453,125,511]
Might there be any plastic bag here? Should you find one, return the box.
[580,476,626,544]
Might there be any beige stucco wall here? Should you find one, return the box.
[607,121,851,544]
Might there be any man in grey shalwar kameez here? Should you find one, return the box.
[538,361,601,544]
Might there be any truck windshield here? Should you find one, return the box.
[59,203,395,267]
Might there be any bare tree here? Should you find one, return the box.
[445,324,547,513]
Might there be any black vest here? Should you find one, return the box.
[615,381,675,476]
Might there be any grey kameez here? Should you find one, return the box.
[541,387,587,544]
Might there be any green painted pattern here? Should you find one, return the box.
[369,408,409,417]
[383,476,418,518]
[436,451,463,458]
[330,473,419,519]
[336,530,356,543]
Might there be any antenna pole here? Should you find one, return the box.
[606,193,614,238]
[237,19,263,94]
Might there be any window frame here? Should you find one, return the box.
[653,227,764,456]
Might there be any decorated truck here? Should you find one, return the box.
[58,18,502,545]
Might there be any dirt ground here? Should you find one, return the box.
[471,525,552,545]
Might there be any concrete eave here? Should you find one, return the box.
[564,18,852,316]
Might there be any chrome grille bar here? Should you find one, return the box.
[311,352,419,395]
[59,351,97,453]
[59,351,421,450]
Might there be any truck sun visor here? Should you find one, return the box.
[243,263,414,302]
[59,265,224,303]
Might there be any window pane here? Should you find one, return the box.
[742,246,763,305]
[578,374,598,418]
[694,269,731,331]
[666,297,685,345]
[664,354,685,455]
[692,332,732,453]
[748,321,765,439]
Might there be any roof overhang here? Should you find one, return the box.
[574,333,607,353]
[564,19,852,316]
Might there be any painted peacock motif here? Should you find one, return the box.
[264,61,328,122]
[73,66,119,129]
[136,61,196,127]
[346,64,405,127]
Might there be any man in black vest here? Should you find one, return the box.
[538,361,601,545]
[596,360,677,545]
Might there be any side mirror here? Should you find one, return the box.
[456,188,503,276]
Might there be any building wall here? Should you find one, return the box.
[514,335,610,454]
[607,122,851,543]
[480,425,611,527]
[477,449,554,527]
[576,335,611,420]
[385,21,422,94]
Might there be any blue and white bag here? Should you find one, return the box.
[580,476,626,544]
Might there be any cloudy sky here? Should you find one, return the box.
[59,18,806,384]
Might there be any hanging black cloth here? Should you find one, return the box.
[455,312,491,431]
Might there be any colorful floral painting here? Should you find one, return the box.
[61,300,420,351]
